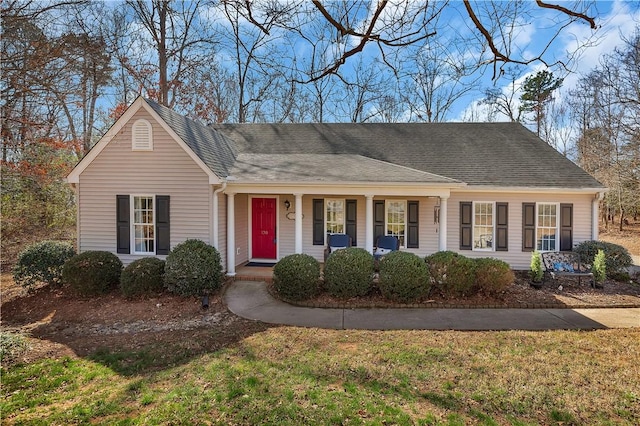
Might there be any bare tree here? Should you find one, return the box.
[541,98,574,157]
[400,33,481,122]
[482,67,524,122]
[257,1,597,82]
[120,0,215,108]
[217,0,298,122]
[335,58,387,123]
[569,30,640,230]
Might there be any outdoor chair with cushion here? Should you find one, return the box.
[323,233,352,261]
[374,235,400,261]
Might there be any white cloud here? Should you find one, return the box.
[561,0,640,87]
[455,1,639,122]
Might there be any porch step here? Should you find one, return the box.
[234,274,273,283]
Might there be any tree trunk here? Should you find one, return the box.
[158,0,168,106]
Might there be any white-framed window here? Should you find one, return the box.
[325,199,345,235]
[473,202,494,250]
[132,119,153,151]
[537,202,558,251]
[386,200,406,247]
[132,195,155,254]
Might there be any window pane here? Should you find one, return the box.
[536,203,557,251]
[133,196,154,253]
[386,201,406,247]
[473,202,493,249]
[326,199,345,237]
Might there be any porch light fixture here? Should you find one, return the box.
[284,199,291,210]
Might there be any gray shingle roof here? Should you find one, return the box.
[213,122,605,189]
[230,153,461,184]
[145,99,237,178]
[144,100,604,189]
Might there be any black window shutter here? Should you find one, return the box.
[373,200,385,243]
[116,195,130,254]
[346,199,357,246]
[460,202,472,250]
[495,202,508,251]
[560,203,573,251]
[407,201,419,248]
[156,195,170,255]
[312,199,324,245]
[522,203,536,251]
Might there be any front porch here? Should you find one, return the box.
[223,188,457,276]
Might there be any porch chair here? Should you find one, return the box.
[323,233,352,261]
[374,235,400,261]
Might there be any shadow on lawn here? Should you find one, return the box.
[1,284,276,376]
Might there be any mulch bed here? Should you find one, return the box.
[272,271,640,309]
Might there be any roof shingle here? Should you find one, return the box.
[143,100,604,189]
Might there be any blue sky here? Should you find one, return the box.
[96,0,639,125]
[452,0,640,121]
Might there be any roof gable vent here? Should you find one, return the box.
[132,119,153,151]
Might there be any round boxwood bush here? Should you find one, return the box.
[425,251,477,297]
[574,240,632,277]
[273,254,320,301]
[378,251,431,303]
[13,240,76,290]
[62,251,123,296]
[474,258,514,295]
[120,257,166,298]
[324,248,374,298]
[164,239,223,297]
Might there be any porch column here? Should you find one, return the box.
[365,194,374,253]
[438,196,448,251]
[226,192,236,277]
[294,193,303,254]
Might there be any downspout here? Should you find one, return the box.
[212,181,227,250]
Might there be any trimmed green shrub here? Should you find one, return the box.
[324,248,374,298]
[592,249,606,284]
[120,257,165,298]
[62,251,123,296]
[425,251,477,297]
[378,251,430,303]
[273,254,320,301]
[13,240,76,290]
[475,258,514,295]
[530,250,544,283]
[574,240,632,276]
[164,239,223,297]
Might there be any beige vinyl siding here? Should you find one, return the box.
[407,197,440,256]
[234,194,249,265]
[446,191,594,269]
[277,196,295,259]
[78,108,211,265]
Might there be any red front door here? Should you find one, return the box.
[252,197,277,259]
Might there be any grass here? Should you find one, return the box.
[2,328,640,425]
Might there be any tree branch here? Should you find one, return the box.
[535,0,597,29]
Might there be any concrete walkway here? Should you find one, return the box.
[225,281,640,331]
